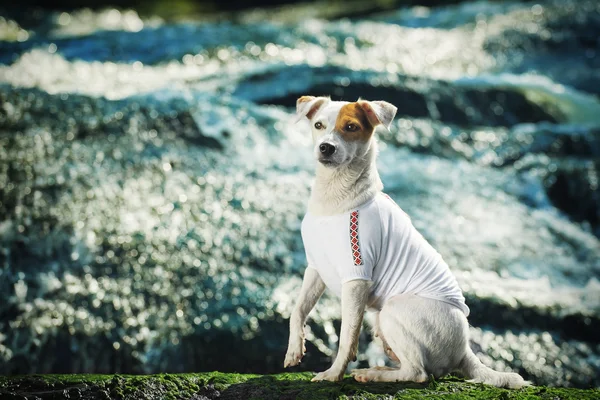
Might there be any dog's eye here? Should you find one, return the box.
[314,122,324,130]
[345,123,359,132]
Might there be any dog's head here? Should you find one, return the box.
[296,96,397,168]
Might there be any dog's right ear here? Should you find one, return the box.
[295,96,329,123]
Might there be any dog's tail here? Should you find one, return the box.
[458,348,531,389]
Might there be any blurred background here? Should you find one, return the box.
[0,0,599,388]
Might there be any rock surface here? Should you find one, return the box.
[1,373,599,400]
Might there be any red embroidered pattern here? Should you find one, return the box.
[350,210,363,266]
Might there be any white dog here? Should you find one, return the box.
[283,95,530,388]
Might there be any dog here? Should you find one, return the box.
[283,95,530,388]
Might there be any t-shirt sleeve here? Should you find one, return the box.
[337,209,378,283]
[302,230,318,270]
[305,249,317,270]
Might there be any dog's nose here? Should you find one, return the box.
[319,142,336,156]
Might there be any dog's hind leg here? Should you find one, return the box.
[351,347,428,383]
[351,306,428,383]
[352,294,466,383]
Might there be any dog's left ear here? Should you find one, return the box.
[295,96,330,123]
[358,100,397,130]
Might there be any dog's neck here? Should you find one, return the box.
[308,140,383,216]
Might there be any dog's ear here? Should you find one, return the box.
[358,100,397,130]
[295,96,329,123]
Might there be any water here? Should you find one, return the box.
[0,0,599,388]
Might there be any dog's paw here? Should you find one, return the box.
[283,339,305,368]
[311,368,344,382]
[351,368,386,383]
[351,367,399,383]
[351,368,378,383]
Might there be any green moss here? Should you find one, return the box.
[0,373,598,400]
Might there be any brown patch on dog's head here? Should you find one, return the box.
[334,102,376,142]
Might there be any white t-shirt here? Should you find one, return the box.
[301,192,469,316]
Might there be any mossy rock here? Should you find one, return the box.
[0,372,598,400]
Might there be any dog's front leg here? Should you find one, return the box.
[312,279,371,382]
[284,267,326,368]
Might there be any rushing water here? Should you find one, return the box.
[0,0,599,388]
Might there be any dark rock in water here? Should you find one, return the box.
[466,294,600,345]
[495,125,600,166]
[235,65,558,128]
[177,319,331,375]
[0,88,223,149]
[545,160,600,238]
